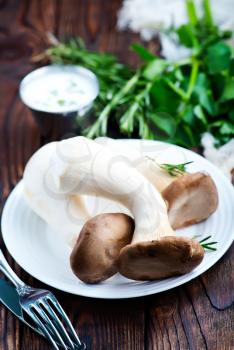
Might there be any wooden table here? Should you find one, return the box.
[0,1,233,349]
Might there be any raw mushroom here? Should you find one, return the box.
[95,137,218,228]
[23,141,90,246]
[48,136,204,281]
[95,137,173,192]
[70,213,134,283]
[48,136,174,238]
[23,137,218,249]
[118,236,204,281]
[162,172,218,229]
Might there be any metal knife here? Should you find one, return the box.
[0,278,43,336]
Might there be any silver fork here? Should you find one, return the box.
[0,250,85,350]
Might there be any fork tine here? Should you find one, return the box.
[33,304,68,350]
[43,297,76,349]
[48,296,84,348]
[30,308,60,350]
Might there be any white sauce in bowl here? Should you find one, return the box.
[20,65,99,114]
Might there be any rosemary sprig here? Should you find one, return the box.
[146,156,193,176]
[194,235,218,251]
[199,235,217,251]
[159,161,194,176]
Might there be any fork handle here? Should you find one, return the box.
[0,250,25,290]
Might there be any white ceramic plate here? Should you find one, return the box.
[1,140,234,299]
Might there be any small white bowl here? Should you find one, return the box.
[19,65,99,136]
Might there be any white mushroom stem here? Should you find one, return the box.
[23,141,90,246]
[23,137,217,247]
[95,137,175,192]
[48,136,175,242]
[95,138,218,229]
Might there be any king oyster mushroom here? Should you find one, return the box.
[118,236,204,281]
[23,137,218,247]
[70,213,134,283]
[95,137,218,229]
[23,141,90,246]
[162,172,218,229]
[46,136,204,282]
[23,137,213,282]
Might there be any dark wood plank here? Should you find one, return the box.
[57,293,145,350]
[201,245,234,309]
[0,1,146,349]
[146,264,234,350]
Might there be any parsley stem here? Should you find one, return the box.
[203,0,214,27]
[186,0,198,26]
[109,72,140,107]
[120,81,153,134]
[174,58,192,68]
[164,79,188,100]
[87,72,140,138]
[186,59,199,99]
[186,0,200,49]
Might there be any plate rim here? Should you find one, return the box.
[1,140,234,299]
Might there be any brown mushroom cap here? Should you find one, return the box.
[162,172,218,229]
[70,213,134,284]
[117,236,204,281]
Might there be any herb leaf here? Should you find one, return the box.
[198,235,217,251]
[143,59,168,80]
[159,161,193,176]
[146,157,193,176]
[221,80,234,101]
[131,43,156,62]
[205,42,231,75]
[41,0,234,148]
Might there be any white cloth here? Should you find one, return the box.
[117,0,234,61]
[201,133,234,181]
